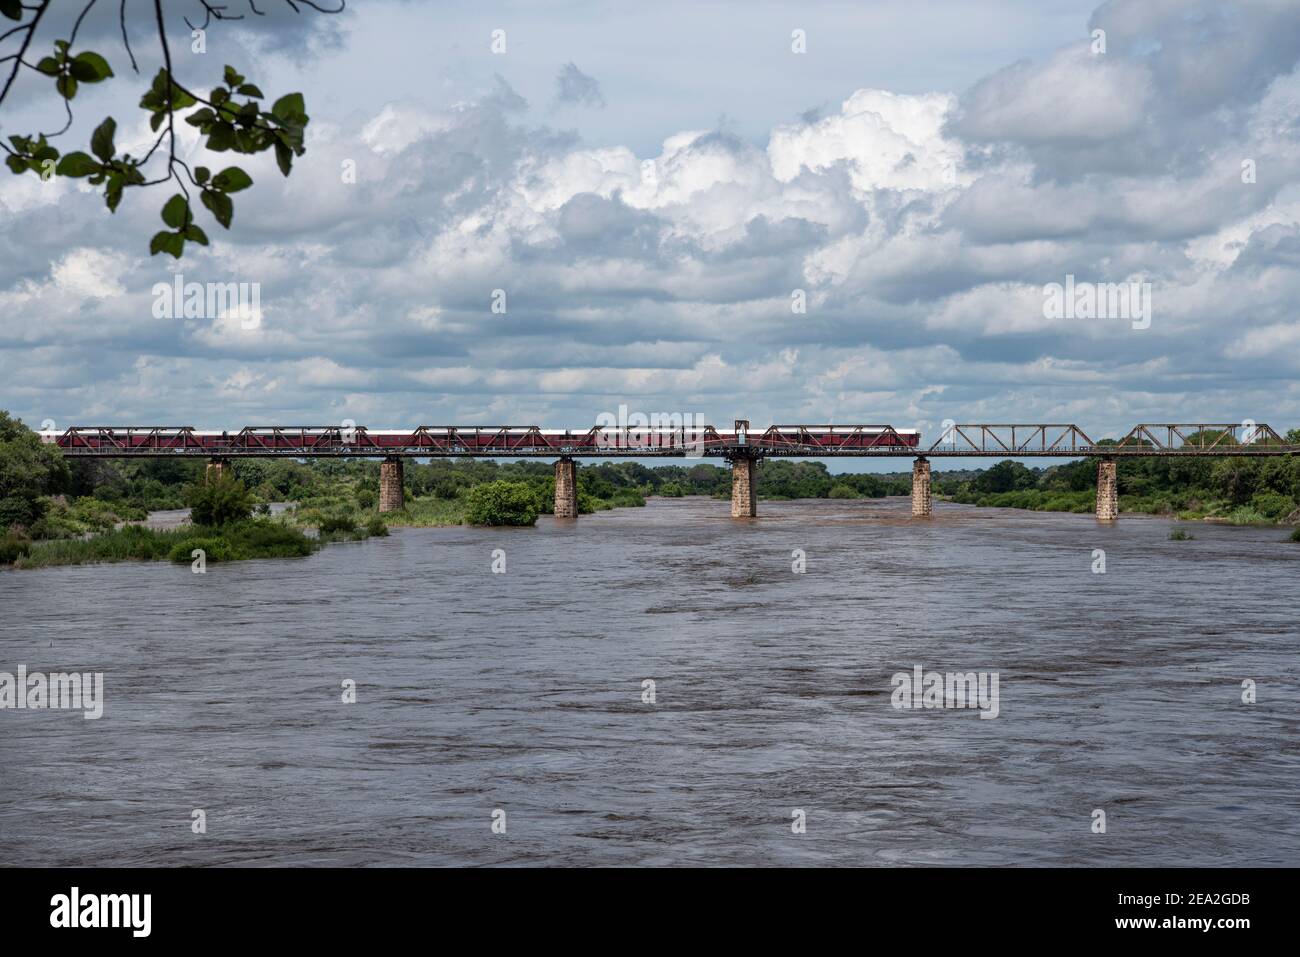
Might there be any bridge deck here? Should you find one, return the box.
[44,423,1300,458]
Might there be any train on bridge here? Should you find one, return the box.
[40,424,923,457]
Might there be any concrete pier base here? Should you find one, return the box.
[554,458,578,518]
[730,457,757,518]
[1096,457,1118,521]
[911,457,932,516]
[379,457,405,513]
[205,458,230,483]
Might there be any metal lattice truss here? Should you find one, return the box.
[919,423,1295,457]
[49,422,1299,458]
[922,424,1096,456]
[1112,423,1287,452]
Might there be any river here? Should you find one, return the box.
[1,497,1297,866]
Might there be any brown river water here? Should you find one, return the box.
[1,497,1297,866]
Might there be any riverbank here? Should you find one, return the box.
[375,488,648,528]
[4,518,322,570]
[940,488,1300,527]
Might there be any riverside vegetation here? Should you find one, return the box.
[2,412,1298,567]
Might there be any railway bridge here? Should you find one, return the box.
[46,421,1299,521]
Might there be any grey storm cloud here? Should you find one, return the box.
[554,63,606,108]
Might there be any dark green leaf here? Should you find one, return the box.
[194,166,210,184]
[236,83,264,98]
[5,155,25,174]
[55,74,78,100]
[150,230,185,259]
[1,0,23,21]
[161,194,189,229]
[212,166,253,193]
[55,152,100,177]
[35,56,60,76]
[183,224,209,245]
[274,141,293,176]
[223,65,244,87]
[206,124,235,151]
[149,111,165,132]
[105,180,124,212]
[271,92,305,121]
[169,83,197,110]
[70,51,113,82]
[91,117,116,162]
[201,189,233,229]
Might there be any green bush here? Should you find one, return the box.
[1290,529,1300,543]
[165,521,314,563]
[188,477,254,527]
[1169,529,1194,540]
[658,482,686,497]
[608,488,646,508]
[387,497,464,527]
[167,537,233,563]
[464,481,540,526]
[17,524,190,567]
[971,460,1037,494]
[1249,491,1295,520]
[356,487,378,509]
[0,532,32,564]
[828,484,858,499]
[1224,506,1269,525]
[365,516,389,537]
[432,480,461,500]
[319,513,357,534]
[229,520,316,558]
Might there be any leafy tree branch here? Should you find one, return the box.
[0,0,342,257]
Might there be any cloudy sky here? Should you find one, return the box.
[2,0,1299,443]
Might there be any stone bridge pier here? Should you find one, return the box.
[730,456,758,518]
[379,457,405,512]
[911,457,932,516]
[205,458,230,483]
[554,458,578,518]
[1096,457,1118,520]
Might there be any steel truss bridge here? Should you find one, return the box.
[48,422,1299,458]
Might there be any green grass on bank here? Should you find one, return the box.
[944,487,1300,525]
[380,496,466,528]
[10,519,316,569]
[376,486,648,528]
[946,488,1096,514]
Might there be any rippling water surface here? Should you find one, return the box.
[2,497,1298,866]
